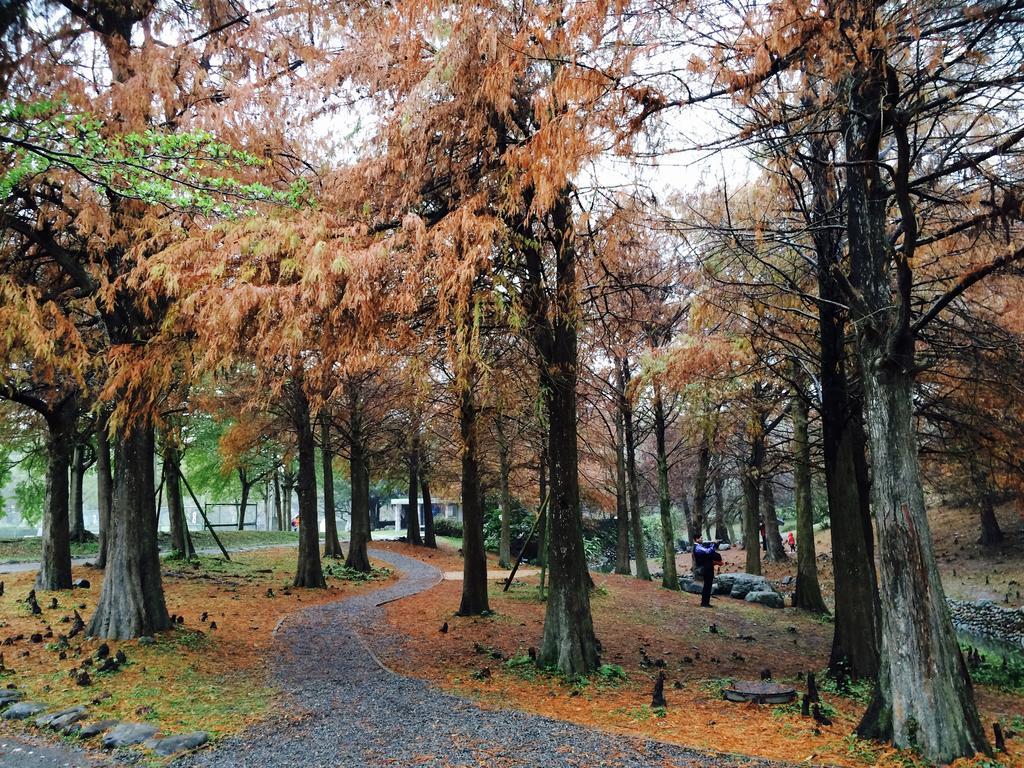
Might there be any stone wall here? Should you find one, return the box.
[947,599,1024,649]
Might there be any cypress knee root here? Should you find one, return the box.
[994,722,1006,752]
[652,671,667,708]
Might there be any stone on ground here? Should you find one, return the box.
[0,690,23,707]
[35,706,87,730]
[147,731,209,756]
[77,719,118,739]
[745,591,785,609]
[2,702,45,720]
[102,722,157,748]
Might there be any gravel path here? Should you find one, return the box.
[1,548,786,767]
[175,548,781,768]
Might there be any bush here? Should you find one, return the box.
[432,517,463,538]
[483,497,535,556]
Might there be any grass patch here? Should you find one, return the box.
[0,530,301,564]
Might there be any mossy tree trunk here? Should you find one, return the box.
[88,418,170,638]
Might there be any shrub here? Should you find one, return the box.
[432,517,463,538]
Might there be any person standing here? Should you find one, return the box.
[693,536,723,607]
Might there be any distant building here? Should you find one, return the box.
[385,497,462,531]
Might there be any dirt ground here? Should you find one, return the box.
[374,507,1024,768]
[0,548,392,741]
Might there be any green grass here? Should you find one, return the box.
[0,530,300,563]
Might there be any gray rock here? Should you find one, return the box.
[78,719,119,739]
[679,579,703,595]
[745,590,785,609]
[0,689,24,707]
[729,575,771,600]
[147,731,209,756]
[36,705,88,730]
[137,636,156,646]
[3,701,46,719]
[102,721,158,748]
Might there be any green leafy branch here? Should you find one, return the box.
[0,99,313,215]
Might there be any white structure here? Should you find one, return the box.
[386,497,462,531]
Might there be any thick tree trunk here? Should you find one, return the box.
[620,358,650,580]
[68,441,89,543]
[291,383,325,588]
[88,418,170,638]
[762,481,788,562]
[421,477,436,548]
[95,410,113,570]
[792,387,827,614]
[653,383,679,590]
[846,30,988,756]
[855,355,988,758]
[613,378,632,575]
[497,420,513,569]
[406,428,422,545]
[321,415,343,558]
[692,438,710,537]
[742,434,763,576]
[346,401,372,572]
[36,398,76,591]
[536,193,599,674]
[457,379,489,616]
[806,94,881,681]
[164,440,193,559]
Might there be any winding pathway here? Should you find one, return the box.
[3,549,784,768]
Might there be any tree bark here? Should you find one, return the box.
[88,418,170,638]
[845,25,989,756]
[236,469,250,531]
[272,469,282,531]
[68,440,89,543]
[613,404,631,575]
[36,396,76,591]
[291,381,325,588]
[762,481,788,562]
[406,426,422,545]
[164,440,193,559]
[533,192,599,674]
[282,466,295,529]
[457,377,489,616]
[321,414,343,558]
[792,385,827,614]
[742,431,763,575]
[969,457,1003,546]
[692,438,711,538]
[421,476,437,548]
[496,419,513,569]
[806,92,881,681]
[95,409,113,570]
[681,493,696,543]
[345,388,372,572]
[620,357,650,580]
[713,474,729,542]
[653,382,679,590]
